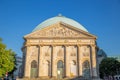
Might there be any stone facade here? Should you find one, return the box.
[22,21,98,79]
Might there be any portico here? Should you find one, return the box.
[22,15,98,79]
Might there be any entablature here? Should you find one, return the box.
[24,38,96,46]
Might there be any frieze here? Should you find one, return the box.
[29,40,39,43]
[81,40,91,43]
[27,39,95,44]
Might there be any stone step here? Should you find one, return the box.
[17,78,88,80]
[17,78,101,80]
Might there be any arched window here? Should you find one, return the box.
[57,60,63,68]
[82,60,90,78]
[31,60,37,68]
[30,60,38,78]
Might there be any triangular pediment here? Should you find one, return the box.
[24,22,97,39]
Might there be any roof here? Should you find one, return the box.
[32,14,88,32]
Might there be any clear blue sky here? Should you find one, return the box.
[0,0,120,57]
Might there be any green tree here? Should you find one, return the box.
[99,57,120,79]
[0,38,16,78]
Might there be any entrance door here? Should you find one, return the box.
[82,60,90,78]
[57,60,64,79]
[30,60,38,78]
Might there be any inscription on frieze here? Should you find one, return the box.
[28,39,94,44]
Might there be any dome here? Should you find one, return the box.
[33,14,88,32]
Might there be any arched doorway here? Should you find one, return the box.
[82,60,90,78]
[57,60,64,79]
[30,60,38,78]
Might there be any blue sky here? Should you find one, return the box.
[0,0,120,57]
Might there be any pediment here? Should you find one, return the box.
[24,22,97,39]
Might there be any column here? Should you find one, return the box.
[76,45,79,76]
[51,45,53,77]
[64,45,66,77]
[78,45,82,76]
[65,46,71,77]
[39,45,45,77]
[52,45,56,77]
[38,45,42,77]
[91,45,98,77]
[89,45,93,78]
[66,46,71,77]
[24,45,30,78]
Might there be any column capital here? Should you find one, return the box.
[50,45,56,47]
[76,44,82,47]
[90,45,97,48]
[25,44,31,47]
[85,45,96,48]
[36,45,40,48]
[64,45,69,47]
[38,45,44,47]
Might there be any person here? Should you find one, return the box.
[115,77,118,80]
[3,77,9,80]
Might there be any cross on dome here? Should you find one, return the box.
[58,13,62,17]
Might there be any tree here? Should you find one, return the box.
[99,57,120,79]
[0,38,16,78]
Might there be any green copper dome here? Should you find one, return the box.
[33,15,88,32]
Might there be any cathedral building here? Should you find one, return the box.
[22,15,98,79]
